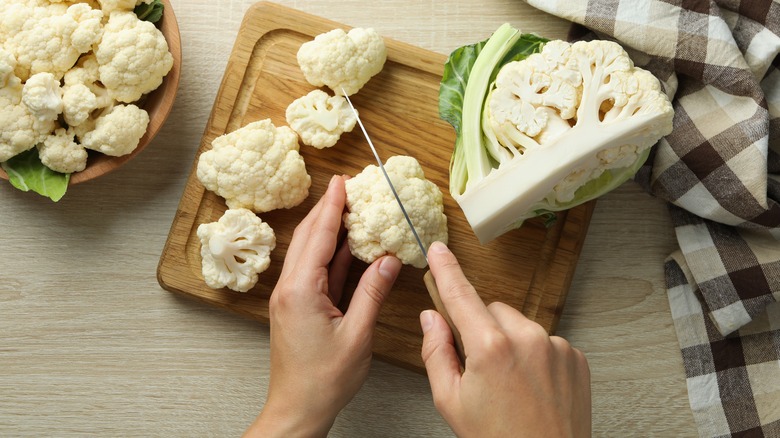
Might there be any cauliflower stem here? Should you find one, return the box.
[439,24,673,243]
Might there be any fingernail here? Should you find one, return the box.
[378,256,401,281]
[428,241,449,255]
[420,310,435,333]
[328,175,339,189]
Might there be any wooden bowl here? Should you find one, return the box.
[0,0,182,186]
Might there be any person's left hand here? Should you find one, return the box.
[244,175,402,438]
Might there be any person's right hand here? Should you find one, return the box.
[421,241,592,437]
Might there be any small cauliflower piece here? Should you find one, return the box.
[63,54,115,129]
[3,3,103,81]
[62,83,97,127]
[0,50,54,162]
[344,155,448,269]
[297,27,387,96]
[97,0,152,14]
[197,119,312,213]
[22,72,63,122]
[80,104,149,156]
[38,127,88,173]
[96,11,173,102]
[197,208,276,293]
[285,89,357,149]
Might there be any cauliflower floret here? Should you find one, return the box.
[344,155,448,268]
[197,119,312,213]
[197,208,276,293]
[297,27,387,96]
[0,51,54,162]
[3,3,103,81]
[96,11,173,102]
[62,83,97,127]
[285,89,357,149]
[0,48,16,88]
[97,0,152,14]
[22,72,63,122]
[37,127,88,173]
[79,103,149,156]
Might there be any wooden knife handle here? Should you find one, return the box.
[423,270,466,367]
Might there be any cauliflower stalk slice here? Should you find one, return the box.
[197,208,276,293]
[344,155,448,269]
[439,24,674,243]
[285,89,357,149]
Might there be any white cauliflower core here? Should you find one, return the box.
[196,119,312,213]
[297,27,387,96]
[96,11,173,103]
[197,208,276,293]
[344,155,448,269]
[285,89,357,149]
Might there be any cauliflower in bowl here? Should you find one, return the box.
[344,155,448,269]
[196,119,312,213]
[197,208,276,293]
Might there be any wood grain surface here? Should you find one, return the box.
[0,1,698,436]
[157,2,595,373]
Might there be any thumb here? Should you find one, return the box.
[343,256,402,333]
[420,310,461,402]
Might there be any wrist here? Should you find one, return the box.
[244,398,336,438]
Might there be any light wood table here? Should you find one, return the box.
[0,1,698,436]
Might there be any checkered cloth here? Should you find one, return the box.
[520,1,780,436]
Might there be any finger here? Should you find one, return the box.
[427,242,496,334]
[342,256,401,334]
[420,310,461,403]
[327,239,353,305]
[280,178,332,278]
[282,175,346,275]
[485,301,539,336]
[297,175,348,271]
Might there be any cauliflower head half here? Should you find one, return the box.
[286,89,357,149]
[197,119,312,213]
[344,155,448,269]
[197,208,276,293]
[297,27,387,96]
[487,39,674,204]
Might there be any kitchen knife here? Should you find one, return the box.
[343,90,466,367]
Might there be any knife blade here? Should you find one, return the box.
[342,90,466,367]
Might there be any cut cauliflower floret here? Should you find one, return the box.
[285,89,357,149]
[3,2,103,81]
[80,104,149,156]
[196,119,312,213]
[63,53,115,128]
[297,27,387,96]
[344,155,448,269]
[96,11,173,102]
[197,208,276,293]
[0,54,54,162]
[22,72,63,122]
[38,127,88,173]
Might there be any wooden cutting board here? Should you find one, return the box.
[157,1,595,373]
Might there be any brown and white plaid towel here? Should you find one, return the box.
[520,1,780,436]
